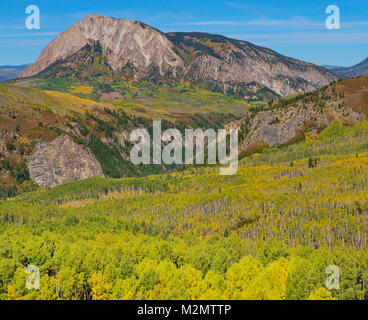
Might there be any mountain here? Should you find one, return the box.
[329,57,368,79]
[0,64,29,82]
[18,14,336,97]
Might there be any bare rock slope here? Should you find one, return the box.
[18,15,183,79]
[28,135,104,188]
[234,77,368,153]
[19,15,335,97]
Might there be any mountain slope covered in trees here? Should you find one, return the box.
[2,117,368,300]
[0,78,245,194]
[2,76,368,195]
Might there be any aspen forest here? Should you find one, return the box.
[2,115,368,300]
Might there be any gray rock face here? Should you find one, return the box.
[248,108,328,147]
[238,103,365,150]
[18,15,335,97]
[27,135,104,188]
[18,14,184,79]
[175,34,336,96]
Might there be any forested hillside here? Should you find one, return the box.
[0,79,245,193]
[2,117,368,300]
[2,65,368,300]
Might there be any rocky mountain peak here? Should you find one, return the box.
[18,15,336,97]
[18,14,184,79]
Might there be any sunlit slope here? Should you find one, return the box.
[0,83,239,193]
[10,78,251,119]
[2,119,368,300]
[3,118,368,248]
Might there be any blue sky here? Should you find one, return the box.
[0,0,367,66]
